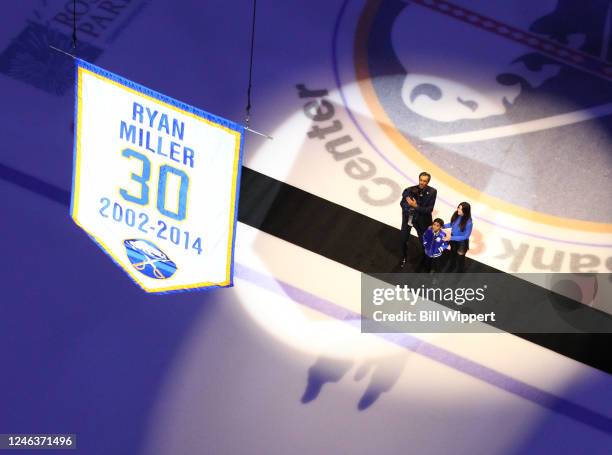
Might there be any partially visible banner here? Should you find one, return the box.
[71,59,243,293]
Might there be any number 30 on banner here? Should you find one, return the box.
[120,148,189,221]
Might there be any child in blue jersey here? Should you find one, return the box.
[418,218,449,273]
[443,202,473,272]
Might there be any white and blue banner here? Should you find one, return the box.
[70,59,243,293]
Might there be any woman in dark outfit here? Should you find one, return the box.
[443,202,473,273]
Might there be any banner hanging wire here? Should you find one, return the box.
[243,0,272,139]
[245,0,257,129]
[72,0,77,49]
[50,45,77,59]
[58,0,272,137]
[49,50,273,139]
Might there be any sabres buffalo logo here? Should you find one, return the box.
[124,239,177,279]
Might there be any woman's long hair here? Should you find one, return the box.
[450,202,472,231]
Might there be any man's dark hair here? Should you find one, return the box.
[419,172,431,181]
[433,218,444,226]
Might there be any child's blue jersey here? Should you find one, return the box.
[422,227,449,258]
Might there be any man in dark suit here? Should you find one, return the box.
[400,172,437,267]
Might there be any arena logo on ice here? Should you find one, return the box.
[329,0,612,269]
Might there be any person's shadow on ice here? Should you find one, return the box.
[301,354,407,411]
